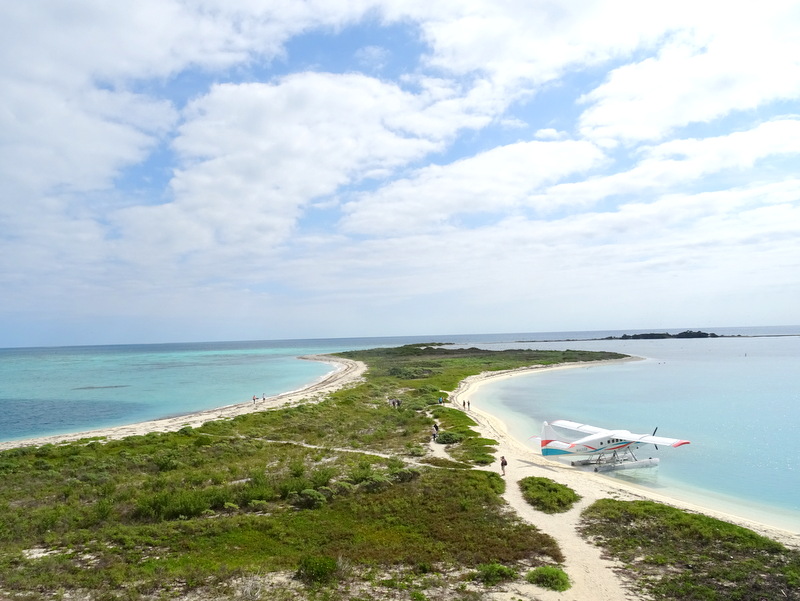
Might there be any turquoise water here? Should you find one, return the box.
[468,334,800,531]
[0,341,339,441]
[2,328,799,531]
[0,334,488,441]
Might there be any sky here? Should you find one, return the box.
[2,1,800,347]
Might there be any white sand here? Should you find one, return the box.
[448,359,800,600]
[0,355,366,452]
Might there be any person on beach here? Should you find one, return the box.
[500,455,508,476]
[252,395,257,404]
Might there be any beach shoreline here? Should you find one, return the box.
[0,354,366,452]
[2,352,797,600]
[448,358,800,550]
[2,352,796,550]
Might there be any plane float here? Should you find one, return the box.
[540,419,690,472]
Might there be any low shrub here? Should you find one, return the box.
[296,555,339,584]
[526,566,571,591]
[348,462,375,483]
[310,467,335,488]
[471,562,518,586]
[405,444,426,457]
[359,474,391,493]
[333,481,356,496]
[435,431,464,445]
[390,467,420,483]
[291,489,327,509]
[518,477,581,514]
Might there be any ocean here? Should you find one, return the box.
[465,329,800,532]
[1,327,798,531]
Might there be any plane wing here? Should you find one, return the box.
[547,419,690,448]
[549,419,607,436]
[619,431,691,448]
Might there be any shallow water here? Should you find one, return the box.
[468,334,800,531]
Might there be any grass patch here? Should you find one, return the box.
[580,499,800,600]
[296,555,340,584]
[431,406,498,464]
[418,457,472,469]
[526,565,571,591]
[518,477,581,514]
[471,562,518,586]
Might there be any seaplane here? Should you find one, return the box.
[540,419,690,472]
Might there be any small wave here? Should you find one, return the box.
[72,385,131,390]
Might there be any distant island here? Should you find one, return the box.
[516,330,725,343]
[601,330,719,340]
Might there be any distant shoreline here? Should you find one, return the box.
[515,332,800,343]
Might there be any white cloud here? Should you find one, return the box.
[0,80,175,195]
[539,119,800,209]
[534,128,566,140]
[355,45,390,70]
[341,138,606,234]
[578,4,800,143]
[2,1,800,345]
[112,71,464,271]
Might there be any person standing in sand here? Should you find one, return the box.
[500,455,507,476]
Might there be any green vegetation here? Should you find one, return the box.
[580,499,800,600]
[296,555,340,584]
[526,565,571,591]
[431,406,497,464]
[2,344,789,600]
[471,562,518,586]
[518,476,582,514]
[603,330,719,340]
[1,344,615,600]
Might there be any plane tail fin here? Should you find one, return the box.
[540,421,571,456]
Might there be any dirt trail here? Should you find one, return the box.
[447,384,641,600]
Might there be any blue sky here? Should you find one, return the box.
[2,1,799,347]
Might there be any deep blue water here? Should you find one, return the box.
[2,327,799,530]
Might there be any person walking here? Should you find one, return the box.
[500,455,508,476]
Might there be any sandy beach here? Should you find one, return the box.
[2,354,797,600]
